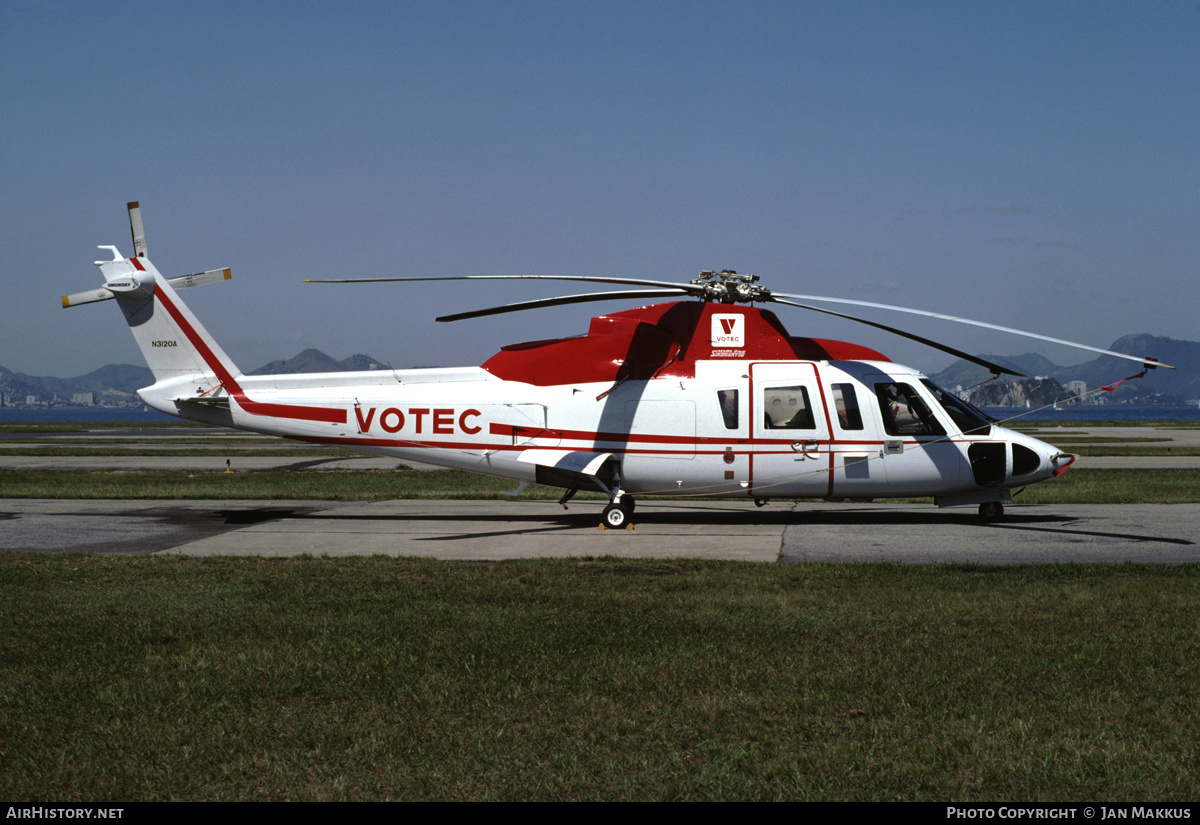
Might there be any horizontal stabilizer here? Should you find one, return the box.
[517,450,615,477]
[176,396,231,409]
[63,268,231,308]
[518,449,618,493]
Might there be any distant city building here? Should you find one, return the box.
[72,392,95,405]
[1066,381,1087,402]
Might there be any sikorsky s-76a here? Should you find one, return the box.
[63,203,1173,528]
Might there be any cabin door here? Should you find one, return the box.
[749,363,832,498]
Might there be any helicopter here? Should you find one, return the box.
[62,203,1173,529]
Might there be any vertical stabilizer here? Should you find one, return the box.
[117,256,239,380]
[109,252,243,414]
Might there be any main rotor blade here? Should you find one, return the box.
[770,298,1025,376]
[770,291,1175,370]
[305,274,703,293]
[437,289,690,322]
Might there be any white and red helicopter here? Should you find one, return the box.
[63,203,1173,528]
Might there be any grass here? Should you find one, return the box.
[0,420,201,433]
[1011,469,1200,504]
[1056,446,1200,457]
[1,555,1197,801]
[1,467,1198,503]
[0,467,605,501]
[0,446,354,457]
[1044,437,1170,444]
[1009,420,1200,430]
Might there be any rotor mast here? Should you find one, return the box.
[689,270,771,304]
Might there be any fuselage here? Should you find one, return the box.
[139,309,1072,507]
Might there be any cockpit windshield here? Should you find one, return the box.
[920,379,993,436]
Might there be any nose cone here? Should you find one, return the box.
[1008,429,1076,483]
[1049,450,1078,477]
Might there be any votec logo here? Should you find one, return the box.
[711,313,744,347]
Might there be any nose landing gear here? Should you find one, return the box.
[978,501,1005,521]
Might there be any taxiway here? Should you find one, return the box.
[2,498,1196,564]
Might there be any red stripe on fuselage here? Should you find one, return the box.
[152,285,346,425]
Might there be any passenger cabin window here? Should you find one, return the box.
[763,386,816,430]
[831,383,863,431]
[874,382,946,437]
[717,389,739,430]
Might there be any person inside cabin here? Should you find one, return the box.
[718,389,738,430]
[763,386,815,429]
[831,383,863,431]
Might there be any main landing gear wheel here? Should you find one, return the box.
[601,496,635,529]
[978,501,1005,521]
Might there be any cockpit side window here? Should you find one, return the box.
[874,382,946,437]
[831,383,863,431]
[717,389,739,430]
[763,386,816,430]
[920,379,992,436]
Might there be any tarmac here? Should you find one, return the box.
[2,498,1196,564]
[2,423,1197,563]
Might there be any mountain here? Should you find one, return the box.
[968,377,1072,408]
[249,348,389,375]
[0,365,45,404]
[71,363,156,394]
[1,349,388,405]
[930,334,1199,404]
[0,363,153,405]
[930,353,1062,389]
[1060,335,1199,398]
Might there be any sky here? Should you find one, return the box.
[2,0,1197,378]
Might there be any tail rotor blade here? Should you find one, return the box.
[127,201,147,258]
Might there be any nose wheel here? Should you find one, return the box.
[978,501,1005,521]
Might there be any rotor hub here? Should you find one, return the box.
[690,270,772,304]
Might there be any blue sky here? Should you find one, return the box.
[2,0,1196,377]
